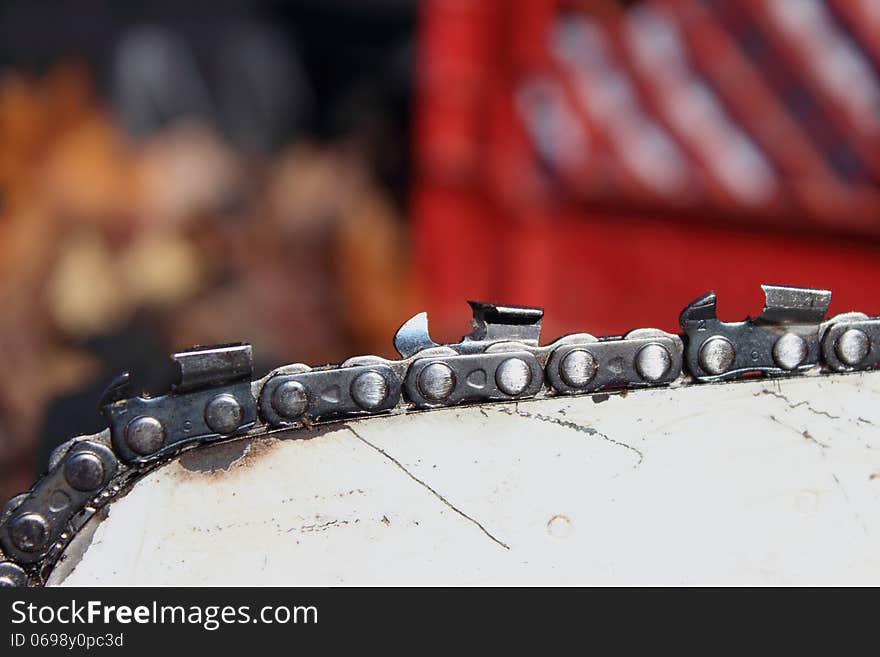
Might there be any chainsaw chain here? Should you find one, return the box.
[0,284,875,587]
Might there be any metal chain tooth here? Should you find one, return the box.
[680,285,832,380]
[3,286,880,586]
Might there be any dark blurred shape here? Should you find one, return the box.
[112,26,215,138]
[38,317,177,471]
[112,22,313,153]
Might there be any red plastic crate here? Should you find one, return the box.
[412,0,880,340]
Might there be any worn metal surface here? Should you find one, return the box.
[54,370,880,586]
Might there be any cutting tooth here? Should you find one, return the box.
[464,301,543,344]
[679,291,718,327]
[757,284,831,324]
[393,311,438,357]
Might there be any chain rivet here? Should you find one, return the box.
[419,363,456,401]
[635,344,672,382]
[63,452,105,492]
[351,371,389,410]
[125,416,165,455]
[773,333,808,370]
[836,328,870,367]
[204,394,244,434]
[496,358,532,396]
[559,350,597,388]
[0,562,28,587]
[9,512,49,554]
[698,336,736,375]
[271,380,309,419]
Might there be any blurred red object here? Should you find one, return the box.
[412,0,880,341]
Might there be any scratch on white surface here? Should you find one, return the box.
[757,388,841,419]
[298,519,352,533]
[767,414,830,449]
[497,407,644,466]
[829,472,870,537]
[346,425,510,550]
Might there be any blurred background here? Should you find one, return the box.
[2,0,880,499]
